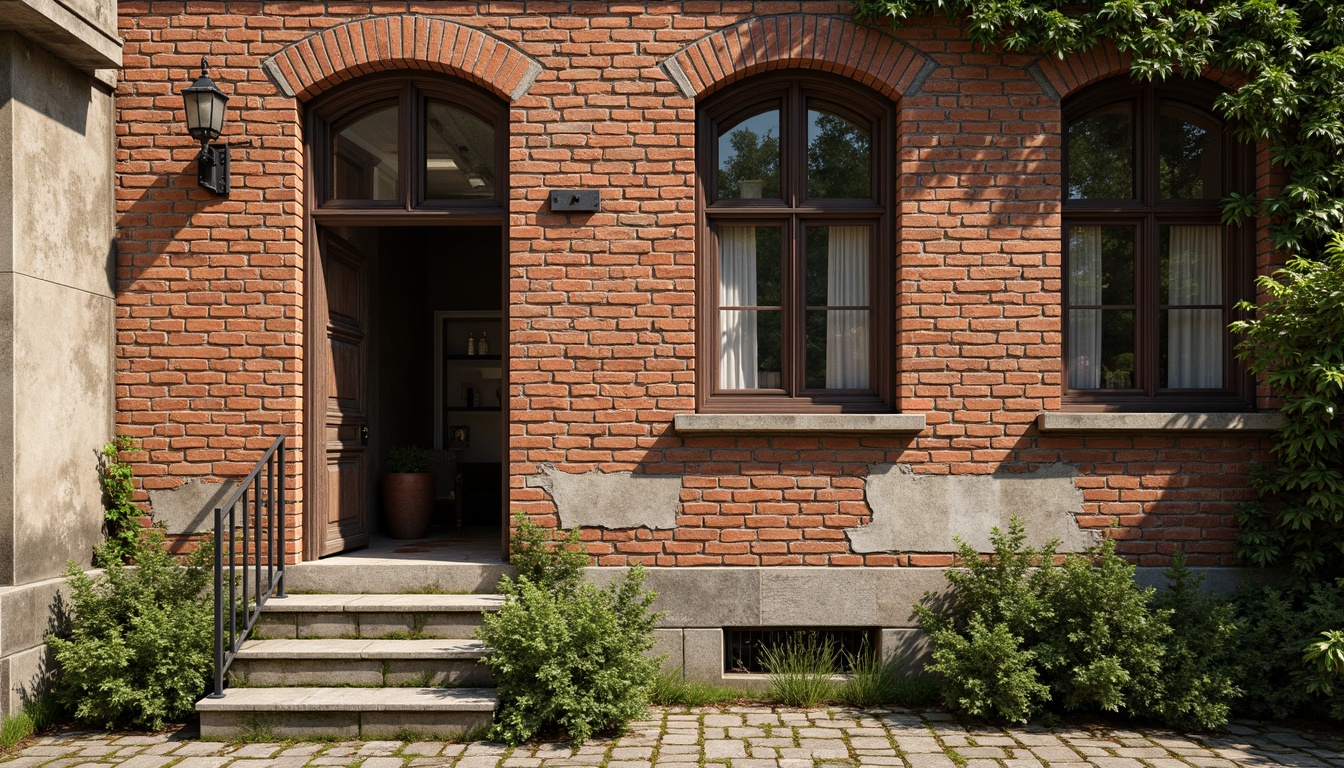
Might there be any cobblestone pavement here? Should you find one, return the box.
[3,708,1341,768]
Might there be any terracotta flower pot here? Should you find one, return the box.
[383,472,434,539]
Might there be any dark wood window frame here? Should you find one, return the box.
[307,72,508,225]
[1062,79,1254,412]
[695,73,896,414]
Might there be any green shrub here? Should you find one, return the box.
[386,445,430,473]
[1144,554,1242,730]
[506,511,588,593]
[477,514,662,744]
[760,632,841,707]
[916,518,1174,724]
[1231,581,1344,720]
[47,528,213,730]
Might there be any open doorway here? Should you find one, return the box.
[307,224,505,559]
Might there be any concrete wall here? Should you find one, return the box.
[0,0,119,716]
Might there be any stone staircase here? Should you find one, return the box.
[195,593,504,739]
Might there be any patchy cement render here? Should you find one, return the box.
[525,464,680,530]
[148,479,237,535]
[848,463,1097,553]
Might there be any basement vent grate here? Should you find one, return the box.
[723,627,875,674]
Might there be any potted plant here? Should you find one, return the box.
[383,445,433,539]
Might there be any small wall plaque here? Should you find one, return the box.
[549,189,601,212]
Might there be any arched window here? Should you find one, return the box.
[696,73,894,412]
[1063,79,1251,410]
[309,74,505,212]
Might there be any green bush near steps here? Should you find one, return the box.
[477,514,662,745]
[47,528,213,730]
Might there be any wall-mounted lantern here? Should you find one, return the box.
[182,58,230,196]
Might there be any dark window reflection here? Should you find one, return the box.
[333,105,398,200]
[1067,105,1133,199]
[807,109,870,199]
[425,101,495,200]
[1159,107,1221,200]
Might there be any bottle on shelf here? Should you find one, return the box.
[479,332,489,355]
[466,333,476,356]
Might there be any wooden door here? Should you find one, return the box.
[316,232,372,555]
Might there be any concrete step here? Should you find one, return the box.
[283,560,513,594]
[229,638,493,687]
[196,686,497,739]
[256,593,504,639]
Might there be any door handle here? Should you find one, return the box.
[360,425,369,445]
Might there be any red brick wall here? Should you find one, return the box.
[115,2,1275,567]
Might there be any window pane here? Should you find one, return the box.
[1067,105,1133,199]
[1067,226,1134,306]
[1161,225,1223,305]
[1161,309,1224,389]
[717,109,781,200]
[332,105,398,200]
[1069,309,1135,389]
[718,226,781,308]
[807,109,870,199]
[1159,107,1221,200]
[805,310,869,390]
[425,101,494,200]
[719,309,781,389]
[805,226,870,307]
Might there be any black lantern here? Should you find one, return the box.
[182,58,230,196]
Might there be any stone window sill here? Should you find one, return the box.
[1037,412,1284,433]
[673,413,927,435]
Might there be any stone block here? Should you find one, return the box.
[681,628,722,683]
[359,711,492,739]
[760,569,876,626]
[651,628,682,674]
[148,480,236,535]
[878,628,931,677]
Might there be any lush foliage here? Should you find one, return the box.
[1230,581,1344,720]
[1148,554,1242,730]
[98,436,141,565]
[1231,234,1344,579]
[853,0,1344,256]
[477,515,662,744]
[916,519,1245,727]
[48,528,213,730]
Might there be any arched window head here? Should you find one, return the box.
[310,73,505,211]
[1062,78,1252,410]
[697,73,895,413]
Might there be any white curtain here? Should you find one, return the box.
[718,227,757,389]
[826,226,869,388]
[1167,225,1223,388]
[1068,226,1102,389]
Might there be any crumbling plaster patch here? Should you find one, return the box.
[147,479,236,535]
[525,464,680,530]
[847,463,1098,553]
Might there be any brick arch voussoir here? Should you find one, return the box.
[659,14,935,102]
[260,15,543,103]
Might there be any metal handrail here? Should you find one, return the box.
[209,435,287,698]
